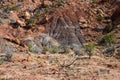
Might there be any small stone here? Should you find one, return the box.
[44,77,55,80]
[17,19,26,27]
[95,25,105,31]
[24,11,31,19]
[79,17,87,24]
[38,25,45,33]
[9,11,19,23]
[27,55,32,62]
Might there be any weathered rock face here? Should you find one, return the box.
[0,38,17,54]
[46,17,85,52]
[2,0,119,54]
[22,33,59,53]
[45,8,86,52]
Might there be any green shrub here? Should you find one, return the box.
[96,10,101,14]
[0,59,3,65]
[42,46,59,54]
[27,17,35,26]
[34,12,40,18]
[43,46,50,52]
[57,0,63,6]
[5,5,19,12]
[27,44,33,52]
[92,0,97,3]
[51,45,59,54]
[107,23,113,31]
[97,15,104,21]
[85,42,96,59]
[102,33,115,46]
[60,48,70,54]
[114,28,120,33]
[64,48,70,54]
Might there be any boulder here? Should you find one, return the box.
[22,36,43,53]
[22,34,60,53]
[9,11,19,23]
[17,19,26,27]
[24,11,31,19]
[46,15,85,52]
[0,38,17,54]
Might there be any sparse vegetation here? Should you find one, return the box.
[27,44,33,52]
[107,23,113,31]
[57,0,63,6]
[85,42,96,59]
[0,59,3,65]
[96,10,101,14]
[5,5,19,12]
[102,33,115,46]
[59,48,70,54]
[97,15,104,21]
[42,46,50,53]
[51,45,59,54]
[42,7,55,13]
[27,44,38,53]
[34,12,40,19]
[42,45,59,54]
[92,0,97,3]
[0,1,120,80]
[64,48,70,54]
[27,17,35,26]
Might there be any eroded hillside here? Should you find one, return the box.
[0,0,120,80]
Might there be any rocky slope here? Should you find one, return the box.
[0,0,106,53]
[0,52,120,80]
[0,0,120,80]
[0,0,120,53]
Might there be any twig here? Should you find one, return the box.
[61,56,79,68]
